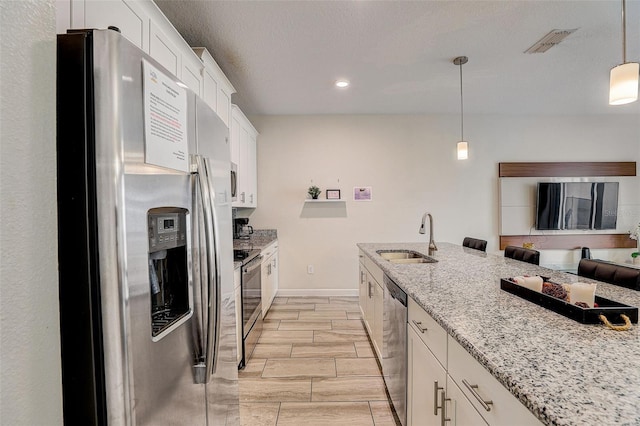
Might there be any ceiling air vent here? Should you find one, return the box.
[524,29,577,54]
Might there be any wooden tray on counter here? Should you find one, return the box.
[500,278,638,325]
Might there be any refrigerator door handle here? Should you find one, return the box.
[202,156,222,378]
[191,165,209,384]
[192,155,221,384]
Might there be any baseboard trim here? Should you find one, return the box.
[276,289,359,297]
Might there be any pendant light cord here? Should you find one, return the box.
[459,61,464,141]
[622,0,627,63]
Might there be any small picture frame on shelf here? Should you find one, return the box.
[326,189,341,200]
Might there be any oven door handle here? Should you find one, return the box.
[244,255,263,274]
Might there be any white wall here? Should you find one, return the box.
[0,1,63,424]
[248,114,640,294]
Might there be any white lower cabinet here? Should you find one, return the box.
[261,241,278,318]
[234,266,242,366]
[408,324,487,426]
[407,300,542,426]
[446,375,489,426]
[407,325,447,426]
[358,256,367,318]
[358,250,383,359]
[447,337,541,426]
[373,279,383,357]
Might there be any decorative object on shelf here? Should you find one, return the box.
[353,186,372,201]
[609,0,639,105]
[630,221,640,264]
[308,185,321,199]
[453,56,469,160]
[326,189,341,200]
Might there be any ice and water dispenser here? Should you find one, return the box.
[147,208,190,340]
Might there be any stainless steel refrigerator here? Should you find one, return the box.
[56,29,238,425]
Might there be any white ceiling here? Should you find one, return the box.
[155,0,640,116]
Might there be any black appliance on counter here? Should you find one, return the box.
[234,218,253,240]
[234,248,262,368]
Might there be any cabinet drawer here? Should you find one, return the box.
[261,241,278,260]
[446,375,488,426]
[448,337,541,426]
[408,298,447,368]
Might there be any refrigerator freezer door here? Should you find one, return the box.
[125,175,207,425]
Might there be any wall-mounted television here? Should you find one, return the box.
[535,182,619,230]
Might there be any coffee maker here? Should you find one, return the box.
[233,218,253,240]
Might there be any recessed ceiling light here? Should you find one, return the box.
[335,80,350,88]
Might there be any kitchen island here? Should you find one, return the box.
[358,242,640,426]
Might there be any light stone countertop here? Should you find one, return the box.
[357,242,640,426]
[233,229,277,251]
[233,229,278,269]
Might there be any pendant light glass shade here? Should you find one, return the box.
[609,62,639,105]
[453,56,469,160]
[609,0,638,105]
[457,141,468,160]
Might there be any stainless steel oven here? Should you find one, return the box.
[240,253,262,368]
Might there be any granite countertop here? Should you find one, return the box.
[357,242,640,426]
[233,229,278,269]
[233,229,277,251]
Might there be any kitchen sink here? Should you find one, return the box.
[376,250,437,264]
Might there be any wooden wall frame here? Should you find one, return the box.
[500,235,637,250]
[499,161,637,250]
[499,162,636,178]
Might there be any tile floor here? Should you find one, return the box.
[238,296,401,426]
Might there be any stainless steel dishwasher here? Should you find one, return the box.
[383,274,407,426]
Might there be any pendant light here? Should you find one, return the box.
[609,0,639,105]
[453,56,469,160]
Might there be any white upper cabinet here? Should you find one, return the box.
[61,0,148,49]
[231,105,258,209]
[180,50,203,96]
[193,48,235,128]
[58,0,242,104]
[148,19,180,77]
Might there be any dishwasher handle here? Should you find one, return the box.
[384,275,407,307]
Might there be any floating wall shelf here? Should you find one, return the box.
[304,199,345,203]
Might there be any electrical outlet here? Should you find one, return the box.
[307,265,314,274]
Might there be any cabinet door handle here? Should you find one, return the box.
[440,390,451,426]
[412,320,428,333]
[368,281,373,298]
[250,194,254,203]
[433,381,444,415]
[462,379,493,412]
[241,192,246,203]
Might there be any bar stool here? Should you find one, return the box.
[577,258,640,291]
[462,237,487,252]
[504,245,540,265]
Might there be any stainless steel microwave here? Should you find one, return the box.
[230,162,238,201]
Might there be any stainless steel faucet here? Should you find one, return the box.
[419,212,437,256]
